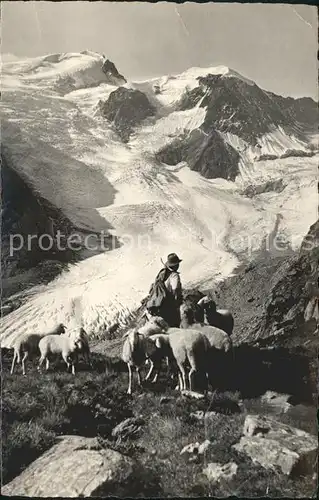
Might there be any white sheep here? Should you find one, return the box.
[37,333,82,375]
[197,297,234,336]
[121,328,158,394]
[150,329,210,392]
[136,316,169,337]
[10,323,66,376]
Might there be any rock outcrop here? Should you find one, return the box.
[101,59,126,85]
[233,415,317,476]
[100,88,155,142]
[2,435,149,497]
[155,128,240,181]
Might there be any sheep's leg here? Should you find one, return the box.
[62,353,70,372]
[177,372,183,391]
[21,351,29,376]
[151,370,159,383]
[145,360,154,381]
[166,357,170,371]
[177,363,187,391]
[71,363,75,375]
[205,371,209,394]
[127,364,133,395]
[45,358,50,371]
[136,366,142,386]
[188,353,200,392]
[38,355,45,372]
[10,351,18,375]
[188,370,194,391]
[85,351,91,366]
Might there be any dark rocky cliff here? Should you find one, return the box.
[1,150,77,282]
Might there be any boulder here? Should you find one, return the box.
[233,415,317,476]
[203,462,238,483]
[2,435,145,497]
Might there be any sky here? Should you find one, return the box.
[2,2,318,99]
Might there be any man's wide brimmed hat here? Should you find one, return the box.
[162,253,182,268]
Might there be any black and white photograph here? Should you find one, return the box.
[1,1,318,497]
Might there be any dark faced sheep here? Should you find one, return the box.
[197,297,234,336]
[65,327,91,366]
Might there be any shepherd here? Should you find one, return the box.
[144,253,183,327]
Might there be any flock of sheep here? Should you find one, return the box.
[122,296,234,394]
[10,324,90,376]
[8,295,234,397]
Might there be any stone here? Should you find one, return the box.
[203,462,238,483]
[160,396,173,404]
[2,435,144,497]
[181,390,205,400]
[198,439,212,455]
[190,410,218,421]
[181,439,212,458]
[180,442,200,456]
[233,415,318,476]
[111,417,145,441]
[260,391,292,412]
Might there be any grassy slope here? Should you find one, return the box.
[2,350,317,497]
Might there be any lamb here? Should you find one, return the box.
[37,333,82,375]
[10,323,66,375]
[150,329,210,392]
[197,297,234,336]
[121,328,158,394]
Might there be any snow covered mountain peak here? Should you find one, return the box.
[173,64,255,86]
[2,51,126,94]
